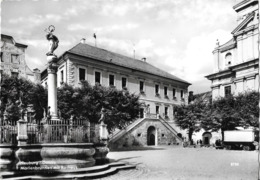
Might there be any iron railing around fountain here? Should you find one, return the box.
[0,121,18,145]
[27,119,97,144]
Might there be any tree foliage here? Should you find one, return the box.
[202,92,259,140]
[174,91,259,142]
[174,99,206,142]
[57,81,142,133]
[1,74,141,132]
[1,73,47,123]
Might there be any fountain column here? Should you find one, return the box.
[45,25,60,121]
[47,56,59,120]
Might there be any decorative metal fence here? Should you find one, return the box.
[0,121,17,145]
[27,119,97,144]
[0,119,98,145]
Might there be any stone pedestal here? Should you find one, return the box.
[47,55,59,121]
[0,146,16,171]
[17,119,28,146]
[15,144,96,171]
[99,123,108,141]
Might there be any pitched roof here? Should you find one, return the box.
[1,34,28,48]
[66,43,191,85]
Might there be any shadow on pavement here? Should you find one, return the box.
[110,146,165,152]
[109,156,141,163]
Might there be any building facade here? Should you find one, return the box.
[41,40,191,146]
[0,34,41,83]
[206,0,259,100]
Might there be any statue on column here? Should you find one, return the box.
[45,25,59,70]
[45,25,59,57]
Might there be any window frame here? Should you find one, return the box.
[164,86,168,98]
[156,105,160,114]
[224,85,231,97]
[139,80,145,93]
[11,54,19,64]
[155,84,160,96]
[60,70,64,84]
[173,88,176,99]
[94,70,102,85]
[108,73,115,87]
[122,77,127,90]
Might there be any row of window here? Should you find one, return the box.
[140,80,184,99]
[77,68,128,89]
[1,53,20,63]
[59,68,185,99]
[139,106,171,119]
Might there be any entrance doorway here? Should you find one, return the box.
[147,126,156,146]
[202,132,212,145]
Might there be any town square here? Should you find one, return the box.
[0,0,259,179]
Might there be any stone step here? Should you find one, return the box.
[1,162,136,179]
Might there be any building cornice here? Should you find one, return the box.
[230,58,258,71]
[205,69,233,80]
[231,12,255,35]
[220,42,236,52]
[206,59,258,80]
[234,24,258,37]
[233,0,258,12]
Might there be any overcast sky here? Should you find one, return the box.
[1,0,238,93]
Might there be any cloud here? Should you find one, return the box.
[9,13,63,27]
[95,23,139,33]
[166,29,232,83]
[99,2,130,17]
[67,24,90,31]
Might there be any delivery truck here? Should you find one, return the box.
[223,129,259,150]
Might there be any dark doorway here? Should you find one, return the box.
[202,132,212,145]
[204,137,209,145]
[147,126,156,146]
[149,134,155,145]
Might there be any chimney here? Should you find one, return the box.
[80,38,86,44]
[142,57,146,62]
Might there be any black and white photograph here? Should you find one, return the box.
[0,0,259,179]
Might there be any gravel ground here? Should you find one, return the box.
[101,146,258,180]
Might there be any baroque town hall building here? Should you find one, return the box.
[41,39,191,148]
[206,0,259,100]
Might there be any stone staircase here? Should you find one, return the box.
[157,116,183,142]
[109,115,182,144]
[0,161,136,179]
[109,117,146,144]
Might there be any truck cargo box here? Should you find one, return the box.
[224,130,255,142]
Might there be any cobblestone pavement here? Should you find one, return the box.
[98,146,258,180]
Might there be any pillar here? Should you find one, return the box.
[47,55,59,121]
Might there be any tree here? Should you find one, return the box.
[0,74,141,133]
[0,73,47,123]
[57,81,142,133]
[201,91,259,140]
[174,100,206,143]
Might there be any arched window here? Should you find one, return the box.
[225,53,232,65]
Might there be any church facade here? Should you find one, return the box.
[41,39,191,147]
[206,0,259,100]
